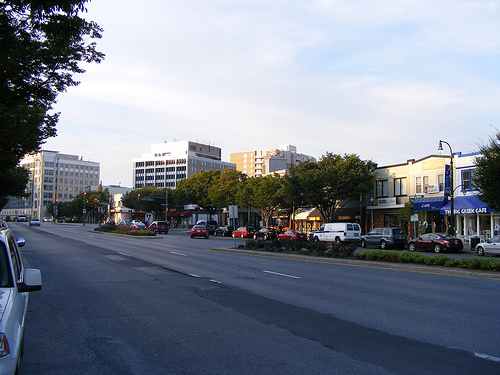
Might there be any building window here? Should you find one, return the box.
[415,176,429,195]
[394,178,406,196]
[376,180,388,198]
[461,169,475,191]
[437,174,444,192]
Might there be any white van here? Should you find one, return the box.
[313,222,361,243]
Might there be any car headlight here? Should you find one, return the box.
[0,333,10,357]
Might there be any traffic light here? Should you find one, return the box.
[138,194,141,200]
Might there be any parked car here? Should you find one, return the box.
[475,235,500,256]
[277,230,308,241]
[57,217,64,223]
[191,225,209,239]
[131,222,146,230]
[148,221,170,234]
[253,228,280,240]
[0,220,7,228]
[233,226,255,238]
[0,227,42,375]
[360,227,408,249]
[195,220,218,234]
[43,217,51,222]
[118,220,132,226]
[16,216,27,222]
[312,222,361,243]
[408,233,463,253]
[29,217,41,226]
[214,226,233,237]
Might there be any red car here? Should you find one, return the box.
[277,230,307,241]
[148,221,170,234]
[191,225,209,239]
[408,233,463,253]
[233,226,255,238]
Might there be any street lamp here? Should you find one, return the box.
[438,140,454,235]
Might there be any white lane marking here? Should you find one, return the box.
[118,252,131,257]
[263,270,301,279]
[210,279,222,284]
[170,251,188,257]
[189,274,202,278]
[474,352,500,363]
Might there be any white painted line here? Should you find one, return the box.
[118,252,131,257]
[189,274,202,278]
[474,352,500,363]
[263,270,301,279]
[209,279,222,284]
[170,251,188,257]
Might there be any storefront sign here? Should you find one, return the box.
[377,197,396,206]
[442,207,490,215]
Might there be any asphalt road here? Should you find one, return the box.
[9,223,500,374]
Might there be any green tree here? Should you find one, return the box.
[173,171,220,214]
[207,169,246,222]
[287,153,376,223]
[122,187,172,220]
[242,175,287,228]
[473,132,500,212]
[0,0,104,207]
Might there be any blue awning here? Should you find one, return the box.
[413,196,449,211]
[440,195,493,215]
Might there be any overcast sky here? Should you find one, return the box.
[43,0,500,187]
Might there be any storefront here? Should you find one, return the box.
[412,196,449,235]
[294,207,323,234]
[440,195,496,245]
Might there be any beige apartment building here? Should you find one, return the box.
[230,145,315,177]
[0,150,100,220]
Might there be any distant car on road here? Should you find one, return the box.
[253,228,280,240]
[195,220,218,234]
[277,230,308,241]
[0,227,42,375]
[191,225,209,239]
[233,226,255,238]
[475,235,500,256]
[29,217,41,226]
[16,216,27,222]
[148,221,170,234]
[361,227,408,249]
[43,217,51,222]
[408,233,463,253]
[214,226,233,237]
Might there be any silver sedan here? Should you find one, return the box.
[476,235,500,256]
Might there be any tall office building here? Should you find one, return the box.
[230,145,316,177]
[0,150,100,219]
[132,141,235,189]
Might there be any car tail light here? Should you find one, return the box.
[0,334,10,357]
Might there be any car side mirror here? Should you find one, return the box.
[16,238,26,247]
[18,268,42,293]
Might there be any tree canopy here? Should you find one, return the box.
[286,153,376,223]
[473,132,500,212]
[0,0,104,207]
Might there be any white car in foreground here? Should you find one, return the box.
[0,228,42,375]
[475,235,500,256]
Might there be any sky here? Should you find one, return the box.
[43,0,500,187]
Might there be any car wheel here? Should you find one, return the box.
[434,244,441,253]
[335,236,341,242]
[191,235,194,238]
[206,234,209,239]
[361,239,366,248]
[313,236,320,243]
[476,246,485,256]
[380,240,387,249]
[408,242,416,252]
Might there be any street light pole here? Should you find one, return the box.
[438,140,454,235]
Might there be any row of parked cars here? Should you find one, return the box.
[196,221,500,256]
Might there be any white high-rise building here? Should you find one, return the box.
[132,141,235,189]
[0,150,100,219]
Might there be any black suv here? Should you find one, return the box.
[361,227,408,249]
